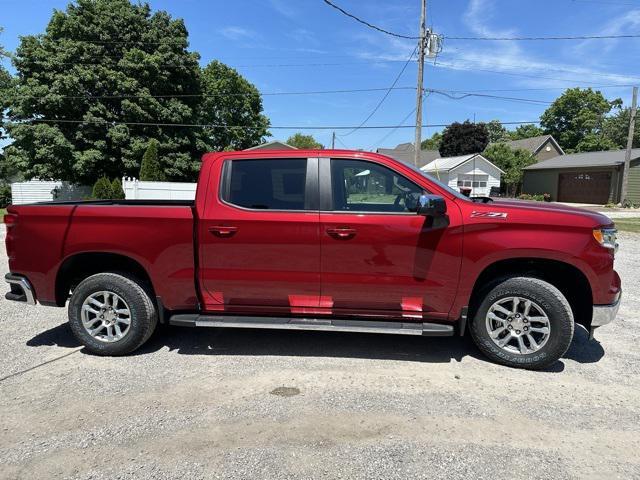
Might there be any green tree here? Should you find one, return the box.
[421,132,442,150]
[603,107,640,149]
[483,143,536,196]
[6,0,205,182]
[286,133,323,149]
[111,178,125,199]
[198,61,270,152]
[92,176,113,199]
[0,27,14,179]
[482,120,510,143]
[575,133,619,152]
[540,88,621,153]
[139,139,165,181]
[439,121,489,157]
[509,124,544,140]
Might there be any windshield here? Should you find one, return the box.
[402,161,471,201]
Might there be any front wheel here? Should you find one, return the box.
[68,272,158,355]
[470,277,574,370]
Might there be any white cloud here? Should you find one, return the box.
[268,0,298,19]
[218,26,257,41]
[572,9,640,55]
[358,0,637,88]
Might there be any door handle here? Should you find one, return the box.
[209,226,238,238]
[326,227,357,239]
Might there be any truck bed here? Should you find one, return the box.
[5,201,198,310]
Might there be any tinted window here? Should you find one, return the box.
[330,159,424,213]
[225,159,308,210]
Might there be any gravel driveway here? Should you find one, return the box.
[1,225,639,480]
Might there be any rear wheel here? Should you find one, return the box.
[68,272,157,355]
[470,277,574,369]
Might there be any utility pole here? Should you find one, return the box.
[332,131,336,149]
[620,86,638,205]
[413,0,427,167]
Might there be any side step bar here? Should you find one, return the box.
[169,314,454,337]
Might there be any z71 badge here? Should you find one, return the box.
[471,211,508,219]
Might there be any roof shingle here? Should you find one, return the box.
[524,149,640,170]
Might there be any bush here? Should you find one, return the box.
[111,178,125,199]
[139,139,166,181]
[0,184,12,208]
[518,193,547,202]
[92,176,113,199]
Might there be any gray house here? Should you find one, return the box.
[376,143,440,169]
[522,149,640,204]
[503,135,564,162]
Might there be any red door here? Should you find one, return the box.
[319,158,463,320]
[198,157,321,314]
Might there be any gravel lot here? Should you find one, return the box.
[1,225,639,480]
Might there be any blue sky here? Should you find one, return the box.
[1,0,640,150]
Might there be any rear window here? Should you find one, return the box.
[223,159,309,210]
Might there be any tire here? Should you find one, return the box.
[68,272,158,356]
[470,277,574,370]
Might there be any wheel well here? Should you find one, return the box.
[467,258,593,330]
[55,253,154,306]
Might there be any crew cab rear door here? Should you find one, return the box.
[198,156,321,314]
[318,156,463,320]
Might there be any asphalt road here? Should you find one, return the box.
[1,225,639,480]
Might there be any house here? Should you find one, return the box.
[501,134,564,162]
[376,143,440,169]
[522,148,640,204]
[421,153,503,197]
[245,140,297,151]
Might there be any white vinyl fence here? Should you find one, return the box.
[11,180,91,205]
[122,177,196,200]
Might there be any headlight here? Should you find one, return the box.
[593,228,618,252]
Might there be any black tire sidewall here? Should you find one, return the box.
[68,273,156,355]
[470,277,574,369]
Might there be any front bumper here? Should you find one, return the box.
[5,273,36,305]
[592,293,621,328]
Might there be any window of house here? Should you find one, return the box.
[457,174,488,188]
[223,159,309,210]
[330,159,424,213]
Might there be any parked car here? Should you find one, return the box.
[4,150,621,369]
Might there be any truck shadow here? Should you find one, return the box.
[27,322,604,372]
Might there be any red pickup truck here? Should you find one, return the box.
[4,150,621,369]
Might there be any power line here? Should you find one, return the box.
[427,89,553,105]
[322,0,640,42]
[431,61,638,85]
[321,0,419,40]
[16,56,640,83]
[8,83,636,101]
[12,86,416,100]
[368,106,418,151]
[446,34,640,41]
[7,118,542,130]
[340,46,418,136]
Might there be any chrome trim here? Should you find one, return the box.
[592,293,621,327]
[5,273,36,305]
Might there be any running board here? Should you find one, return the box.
[169,314,454,337]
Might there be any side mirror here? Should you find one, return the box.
[416,194,447,217]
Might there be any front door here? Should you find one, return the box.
[319,158,462,319]
[199,157,321,314]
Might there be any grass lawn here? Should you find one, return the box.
[614,218,640,233]
[0,208,5,220]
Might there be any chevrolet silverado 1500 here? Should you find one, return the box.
[4,150,621,369]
